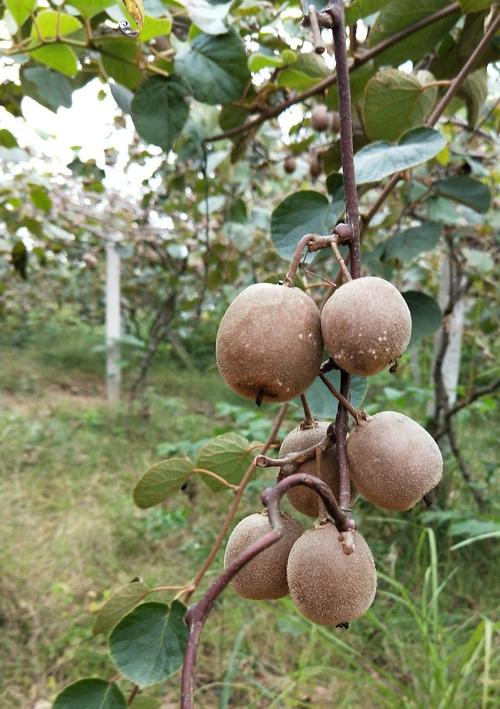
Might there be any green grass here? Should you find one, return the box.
[0,330,498,708]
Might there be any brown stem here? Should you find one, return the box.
[255,426,335,468]
[308,4,326,54]
[446,419,486,511]
[330,241,352,282]
[300,393,315,427]
[319,372,364,423]
[127,685,140,705]
[205,3,460,144]
[180,472,353,708]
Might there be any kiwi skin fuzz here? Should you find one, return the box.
[347,411,443,511]
[224,512,304,600]
[321,276,412,376]
[216,283,323,403]
[279,422,356,517]
[287,524,377,625]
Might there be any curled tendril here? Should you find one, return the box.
[119,20,139,39]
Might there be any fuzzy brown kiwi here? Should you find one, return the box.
[346,411,443,511]
[309,155,321,179]
[279,421,356,517]
[284,156,297,173]
[287,523,376,625]
[311,104,332,132]
[321,276,412,376]
[216,283,324,403]
[224,511,304,600]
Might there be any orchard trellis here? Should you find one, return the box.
[2,0,493,706]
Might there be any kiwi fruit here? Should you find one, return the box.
[216,283,323,403]
[311,104,331,132]
[330,110,341,132]
[287,524,376,625]
[284,156,296,174]
[347,411,443,511]
[279,421,356,516]
[224,511,304,599]
[309,155,321,179]
[321,276,412,376]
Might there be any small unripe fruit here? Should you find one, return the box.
[279,421,356,517]
[330,110,340,132]
[347,411,443,511]
[311,104,331,132]
[321,276,412,376]
[224,512,304,599]
[216,283,323,403]
[284,156,296,174]
[287,524,376,625]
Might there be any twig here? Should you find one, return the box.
[433,379,500,441]
[300,394,315,427]
[255,427,335,468]
[180,472,353,708]
[192,468,239,491]
[127,685,140,705]
[330,241,352,282]
[319,372,365,423]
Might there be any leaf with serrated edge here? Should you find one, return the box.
[133,457,193,508]
[93,580,150,635]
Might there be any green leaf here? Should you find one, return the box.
[110,82,134,114]
[430,176,491,213]
[363,69,437,141]
[68,1,115,18]
[130,696,161,709]
[187,0,231,35]
[458,69,487,128]
[31,10,82,39]
[277,52,330,91]
[93,580,151,635]
[354,127,446,184]
[402,291,442,346]
[31,44,78,77]
[29,184,52,213]
[196,433,254,490]
[345,0,391,24]
[6,0,36,28]
[368,0,460,66]
[109,601,189,688]
[382,222,441,262]
[12,239,28,279]
[0,129,18,148]
[140,14,172,41]
[22,67,73,111]
[53,678,126,709]
[458,0,494,11]
[248,48,296,73]
[300,371,369,420]
[176,31,250,105]
[100,38,143,89]
[133,457,193,508]
[132,76,189,150]
[462,248,494,273]
[271,191,343,260]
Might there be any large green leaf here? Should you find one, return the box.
[402,291,442,346]
[140,14,173,41]
[271,191,343,260]
[382,222,441,262]
[6,0,36,28]
[53,678,126,709]
[363,69,437,141]
[368,0,460,66]
[132,76,189,151]
[93,580,151,635]
[22,67,73,111]
[430,176,491,213]
[100,38,143,89]
[196,433,254,490]
[31,10,82,38]
[354,127,446,184]
[300,371,369,420]
[133,457,193,508]
[346,0,391,24]
[109,601,189,688]
[176,30,250,105]
[31,44,78,77]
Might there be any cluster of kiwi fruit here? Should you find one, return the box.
[283,104,339,177]
[216,239,442,626]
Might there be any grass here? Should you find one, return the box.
[0,326,498,708]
